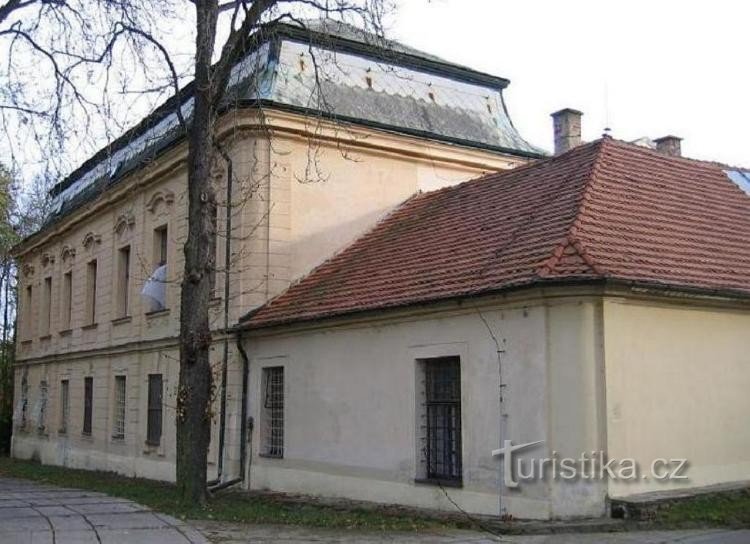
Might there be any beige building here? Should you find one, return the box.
[11,22,538,496]
[13,21,750,521]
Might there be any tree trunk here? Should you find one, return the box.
[176,0,218,505]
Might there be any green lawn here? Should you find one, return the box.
[0,457,452,531]
[657,491,750,526]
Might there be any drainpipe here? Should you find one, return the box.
[209,329,250,492]
[212,151,233,486]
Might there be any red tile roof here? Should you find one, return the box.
[242,137,750,328]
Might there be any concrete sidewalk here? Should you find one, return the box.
[0,477,207,543]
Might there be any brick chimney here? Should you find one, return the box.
[654,135,682,157]
[551,108,583,155]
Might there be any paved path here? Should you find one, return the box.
[0,477,207,543]
[196,520,750,543]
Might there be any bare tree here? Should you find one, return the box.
[2,0,387,504]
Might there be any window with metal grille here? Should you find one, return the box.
[261,367,284,458]
[83,377,93,436]
[36,381,48,433]
[146,374,162,446]
[59,380,69,434]
[113,376,126,439]
[422,357,462,483]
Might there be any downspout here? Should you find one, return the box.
[211,152,233,486]
[209,329,250,492]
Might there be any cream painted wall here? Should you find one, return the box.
[245,296,608,520]
[602,298,750,498]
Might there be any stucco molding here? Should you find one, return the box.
[21,263,35,278]
[60,244,76,264]
[81,232,102,252]
[40,252,55,268]
[145,190,175,216]
[113,211,136,238]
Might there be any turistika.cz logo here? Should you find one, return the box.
[491,440,689,488]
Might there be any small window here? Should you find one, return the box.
[261,367,284,458]
[35,381,48,432]
[419,357,462,484]
[24,285,32,339]
[61,272,72,330]
[153,225,168,268]
[116,246,131,317]
[41,277,52,336]
[16,370,29,430]
[85,260,98,325]
[59,379,69,434]
[113,376,126,439]
[146,374,162,446]
[83,377,93,436]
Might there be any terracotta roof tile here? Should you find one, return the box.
[243,138,750,328]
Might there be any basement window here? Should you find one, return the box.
[261,367,284,458]
[416,357,462,485]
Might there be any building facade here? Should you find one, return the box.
[11,22,538,492]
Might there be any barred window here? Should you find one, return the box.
[146,374,162,446]
[59,380,69,434]
[36,381,48,433]
[83,377,93,436]
[261,367,284,458]
[421,357,462,483]
[113,376,126,439]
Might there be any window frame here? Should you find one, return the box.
[85,260,98,325]
[260,366,285,458]
[59,379,69,434]
[146,373,163,447]
[116,245,131,318]
[112,375,126,440]
[60,271,72,331]
[41,277,52,336]
[82,376,93,436]
[417,356,463,486]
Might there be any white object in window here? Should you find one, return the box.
[141,264,167,312]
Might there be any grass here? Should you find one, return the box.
[657,491,750,526]
[0,456,451,531]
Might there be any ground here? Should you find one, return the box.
[2,477,749,543]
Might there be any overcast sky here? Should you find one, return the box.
[389,0,749,166]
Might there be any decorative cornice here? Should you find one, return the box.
[21,263,35,278]
[41,252,55,267]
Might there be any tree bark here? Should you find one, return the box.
[176,0,219,505]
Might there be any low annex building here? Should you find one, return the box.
[238,137,750,518]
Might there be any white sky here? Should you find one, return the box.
[389,0,749,166]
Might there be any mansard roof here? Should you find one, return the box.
[44,19,541,229]
[241,138,750,328]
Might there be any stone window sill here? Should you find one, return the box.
[111,315,132,326]
[59,329,72,337]
[39,334,52,341]
[81,323,98,331]
[414,477,463,489]
[209,297,223,307]
[145,309,170,319]
[20,339,32,346]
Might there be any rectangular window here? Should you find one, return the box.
[83,377,93,436]
[59,379,69,434]
[146,374,162,446]
[154,225,168,267]
[85,260,97,325]
[61,272,72,330]
[261,367,284,458]
[24,285,32,339]
[18,370,28,430]
[41,277,52,336]
[422,357,462,483]
[116,246,131,317]
[113,376,126,439]
[36,381,48,432]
